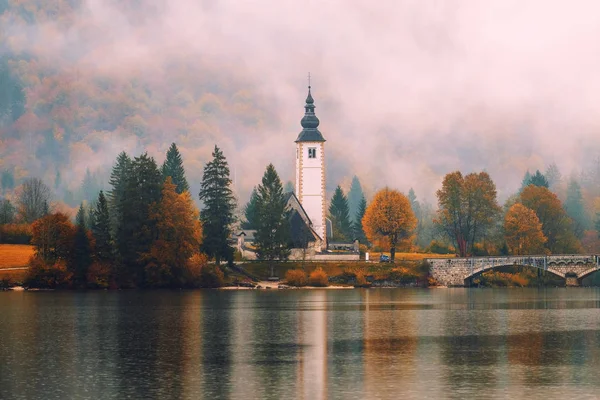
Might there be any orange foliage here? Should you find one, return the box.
[142,178,203,286]
[25,258,73,289]
[520,185,581,253]
[362,188,417,257]
[285,269,308,287]
[504,203,547,255]
[0,224,33,244]
[31,213,76,263]
[86,262,112,289]
[308,267,329,287]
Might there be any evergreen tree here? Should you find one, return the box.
[161,143,190,194]
[408,188,423,246]
[242,187,259,229]
[347,176,365,223]
[519,170,532,192]
[72,204,92,287]
[254,164,290,276]
[353,196,368,244]
[54,169,61,190]
[80,168,95,203]
[0,198,15,224]
[1,169,14,191]
[328,185,353,241]
[545,163,561,188]
[108,152,131,237]
[564,178,587,238]
[0,58,26,125]
[117,153,163,286]
[92,190,112,262]
[529,170,549,188]
[198,145,237,265]
[284,181,294,194]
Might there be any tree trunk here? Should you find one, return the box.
[390,246,396,262]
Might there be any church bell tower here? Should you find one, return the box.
[295,83,326,245]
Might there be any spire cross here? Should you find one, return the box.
[308,72,311,88]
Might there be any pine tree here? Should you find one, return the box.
[92,190,112,262]
[0,198,15,224]
[545,163,561,188]
[284,181,294,194]
[254,164,290,276]
[117,153,163,286]
[80,168,99,203]
[199,145,237,265]
[72,204,92,287]
[519,170,532,192]
[54,169,61,190]
[161,143,190,194]
[564,178,587,238]
[108,152,131,237]
[329,185,353,241]
[1,170,14,191]
[353,196,368,244]
[347,176,365,223]
[408,188,423,246]
[529,170,549,188]
[242,187,259,229]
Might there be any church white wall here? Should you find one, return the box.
[301,195,324,240]
[296,141,326,245]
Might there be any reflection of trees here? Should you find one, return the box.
[362,290,418,397]
[116,293,187,398]
[327,291,365,398]
[439,310,500,397]
[201,292,232,400]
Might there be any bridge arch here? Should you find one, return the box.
[464,263,566,286]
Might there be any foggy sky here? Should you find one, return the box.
[6,0,600,203]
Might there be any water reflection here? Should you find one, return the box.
[1,288,600,399]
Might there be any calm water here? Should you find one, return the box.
[1,288,600,400]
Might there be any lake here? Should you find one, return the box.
[1,288,600,399]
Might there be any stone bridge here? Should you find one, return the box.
[427,255,600,287]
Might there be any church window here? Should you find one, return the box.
[308,148,316,159]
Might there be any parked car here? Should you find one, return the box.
[379,254,390,263]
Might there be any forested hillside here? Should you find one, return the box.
[0,0,276,204]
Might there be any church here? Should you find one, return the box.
[236,84,358,260]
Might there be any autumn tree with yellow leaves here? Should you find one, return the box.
[362,188,417,261]
[504,203,547,255]
[142,177,203,287]
[520,185,580,254]
[435,171,501,257]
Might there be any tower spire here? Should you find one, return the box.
[296,77,325,142]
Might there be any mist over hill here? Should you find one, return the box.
[2,0,600,206]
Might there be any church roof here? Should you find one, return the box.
[295,86,326,143]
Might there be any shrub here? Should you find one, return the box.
[285,269,307,287]
[184,253,209,287]
[199,266,225,288]
[86,262,112,289]
[428,240,454,255]
[0,224,32,244]
[388,267,420,283]
[144,262,174,288]
[309,267,329,287]
[25,258,73,289]
[354,272,368,287]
